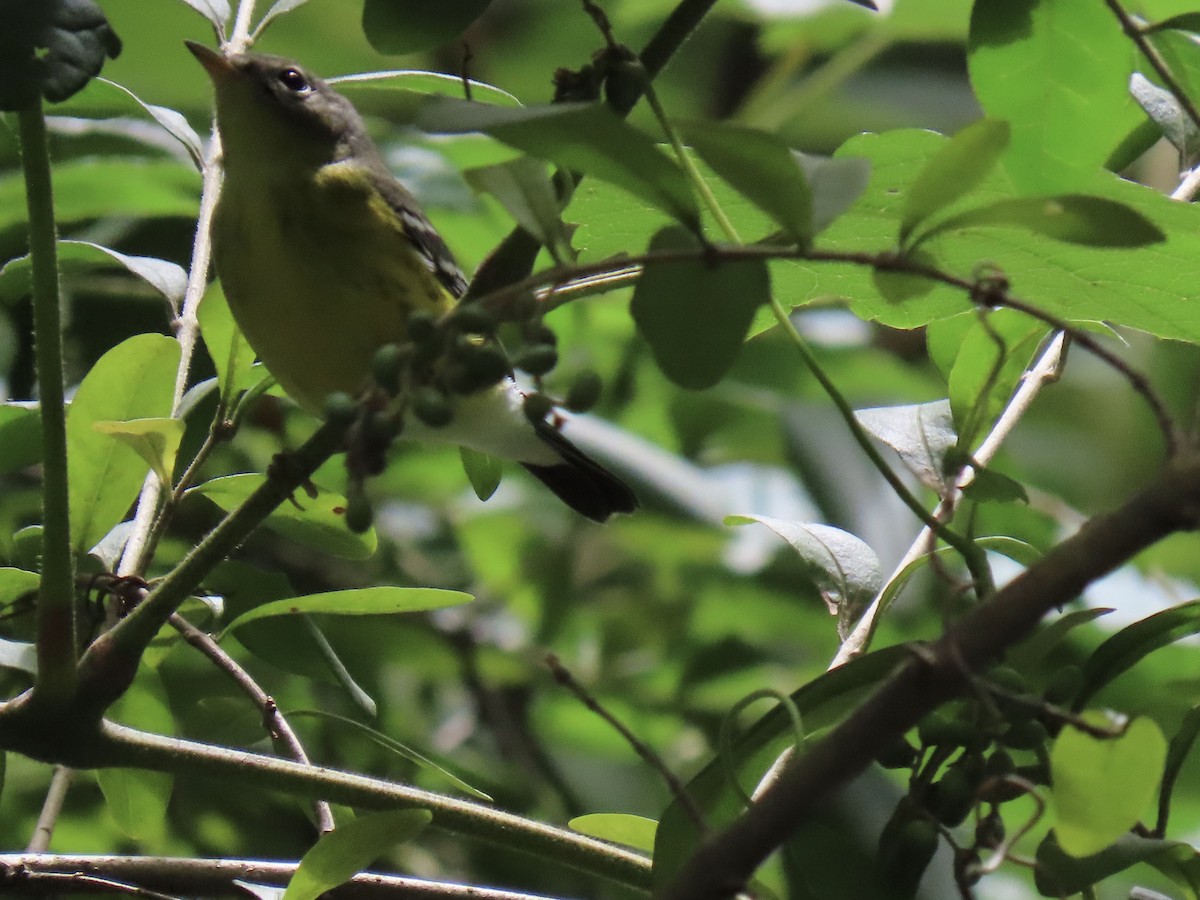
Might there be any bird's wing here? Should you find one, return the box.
[373,172,470,300]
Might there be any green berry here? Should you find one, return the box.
[345,488,373,533]
[514,344,558,376]
[1043,665,1084,705]
[408,311,438,346]
[412,387,454,427]
[372,344,405,395]
[450,303,495,335]
[523,392,554,424]
[323,392,358,425]
[565,370,602,412]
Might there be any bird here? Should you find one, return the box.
[186,42,636,522]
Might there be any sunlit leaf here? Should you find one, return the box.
[222,585,473,633]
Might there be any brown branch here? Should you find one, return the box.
[0,853,567,898]
[169,614,335,833]
[660,450,1200,900]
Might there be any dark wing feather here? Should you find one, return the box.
[372,172,469,299]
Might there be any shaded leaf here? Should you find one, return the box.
[93,417,184,484]
[176,0,231,31]
[459,446,502,502]
[0,638,37,675]
[855,400,956,493]
[1130,72,1200,165]
[222,586,473,633]
[289,709,490,800]
[97,668,175,840]
[926,195,1165,247]
[331,70,520,109]
[0,403,42,474]
[417,99,699,228]
[197,283,260,404]
[725,516,880,618]
[1075,599,1200,710]
[1035,833,1197,896]
[1051,714,1166,857]
[901,118,1010,243]
[361,0,493,55]
[0,241,188,308]
[94,77,204,169]
[463,157,574,264]
[678,120,813,244]
[793,151,870,234]
[190,474,378,561]
[631,226,769,390]
[284,809,432,900]
[66,334,179,554]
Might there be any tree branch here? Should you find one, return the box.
[661,450,1200,900]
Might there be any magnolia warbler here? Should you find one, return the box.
[187,42,636,521]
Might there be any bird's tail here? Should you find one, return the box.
[522,423,638,523]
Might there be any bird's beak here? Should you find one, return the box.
[185,40,235,84]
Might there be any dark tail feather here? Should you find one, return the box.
[523,425,638,522]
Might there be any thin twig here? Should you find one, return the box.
[546,654,707,832]
[1105,0,1200,136]
[25,766,74,853]
[0,853,569,899]
[470,245,1179,456]
[169,613,335,833]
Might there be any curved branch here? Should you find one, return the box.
[661,450,1200,900]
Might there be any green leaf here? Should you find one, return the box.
[0,567,39,608]
[1144,12,1200,34]
[459,446,502,502]
[0,160,200,234]
[1130,72,1200,165]
[569,813,657,853]
[97,668,175,841]
[1159,703,1200,834]
[1035,833,1198,896]
[854,400,956,493]
[190,474,378,560]
[1075,599,1200,710]
[0,241,188,308]
[93,77,204,168]
[947,311,1047,449]
[901,118,1010,244]
[197,283,261,404]
[0,637,37,675]
[177,0,231,31]
[961,466,1028,504]
[0,0,122,109]
[361,0,493,55]
[1051,714,1166,857]
[222,586,473,633]
[801,129,1200,339]
[926,195,1165,247]
[283,809,432,900]
[677,121,813,244]
[0,403,41,474]
[725,516,880,618]
[288,709,491,800]
[631,226,769,389]
[92,418,184,485]
[417,99,699,229]
[66,334,179,554]
[331,69,520,109]
[793,151,871,234]
[967,0,1133,193]
[463,157,574,264]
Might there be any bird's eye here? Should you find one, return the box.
[278,68,311,94]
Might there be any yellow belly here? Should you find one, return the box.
[213,163,453,413]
